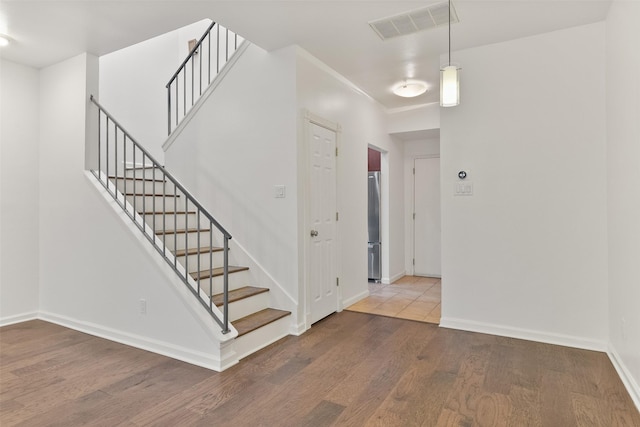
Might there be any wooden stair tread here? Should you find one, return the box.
[109,176,165,182]
[124,192,179,197]
[233,308,291,337]
[212,286,269,306]
[174,246,224,257]
[141,211,196,215]
[190,266,248,281]
[155,228,211,235]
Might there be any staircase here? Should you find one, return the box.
[87,21,292,367]
[91,96,291,367]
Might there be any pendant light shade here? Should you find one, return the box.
[440,65,459,107]
[440,0,460,107]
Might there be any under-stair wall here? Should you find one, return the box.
[164,44,301,330]
[34,53,233,370]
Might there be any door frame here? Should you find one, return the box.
[412,155,441,277]
[300,109,341,331]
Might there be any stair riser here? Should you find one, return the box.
[142,213,199,231]
[111,178,175,195]
[125,168,163,180]
[126,195,181,213]
[198,270,248,296]
[233,315,291,361]
[161,231,213,251]
[177,251,225,273]
[223,292,270,322]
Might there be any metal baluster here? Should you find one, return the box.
[167,82,172,135]
[184,198,189,282]
[209,227,213,310]
[216,25,220,73]
[223,235,230,333]
[174,184,177,268]
[163,171,166,257]
[142,153,146,228]
[197,209,201,298]
[182,70,186,122]
[123,135,127,212]
[114,127,118,201]
[132,146,136,215]
[235,32,238,50]
[199,38,203,96]
[191,56,194,106]
[106,117,110,191]
[152,164,156,236]
[97,109,101,181]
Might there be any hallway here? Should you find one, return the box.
[346,276,441,324]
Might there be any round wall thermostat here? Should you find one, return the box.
[458,171,467,179]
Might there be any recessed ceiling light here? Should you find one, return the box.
[0,34,10,47]
[392,80,428,98]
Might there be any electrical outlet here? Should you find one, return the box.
[139,299,147,315]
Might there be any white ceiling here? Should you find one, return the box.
[0,0,612,109]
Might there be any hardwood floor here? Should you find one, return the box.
[2,315,639,426]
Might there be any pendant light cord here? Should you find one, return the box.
[448,0,451,66]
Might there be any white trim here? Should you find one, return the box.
[386,270,406,284]
[290,321,307,336]
[386,101,440,115]
[38,312,226,371]
[439,317,607,352]
[608,343,640,412]
[0,311,38,327]
[296,47,377,104]
[342,289,370,309]
[163,41,250,152]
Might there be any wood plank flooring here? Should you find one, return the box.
[1,314,639,426]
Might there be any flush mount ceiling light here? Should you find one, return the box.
[393,80,428,98]
[440,0,460,107]
[0,34,10,47]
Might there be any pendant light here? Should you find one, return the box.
[440,0,460,107]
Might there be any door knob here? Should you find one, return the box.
[310,230,319,237]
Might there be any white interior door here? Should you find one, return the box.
[308,121,338,324]
[414,157,441,277]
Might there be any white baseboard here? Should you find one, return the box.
[608,343,640,412]
[38,311,226,372]
[290,321,307,336]
[382,271,406,285]
[342,289,370,308]
[439,317,607,352]
[0,311,38,327]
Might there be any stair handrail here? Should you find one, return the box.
[165,20,242,135]
[89,94,232,334]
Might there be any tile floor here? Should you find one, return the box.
[345,275,441,324]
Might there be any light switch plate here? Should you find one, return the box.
[454,182,473,196]
[274,185,286,198]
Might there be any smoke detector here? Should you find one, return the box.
[369,1,459,41]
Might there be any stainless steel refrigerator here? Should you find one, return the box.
[368,171,381,281]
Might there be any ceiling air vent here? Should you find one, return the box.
[369,1,459,41]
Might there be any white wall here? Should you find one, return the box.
[37,53,226,369]
[606,0,640,406]
[296,49,405,300]
[164,44,300,321]
[402,138,440,275]
[99,20,212,161]
[388,103,440,135]
[0,60,40,324]
[440,22,609,349]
